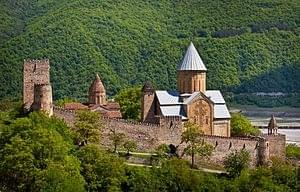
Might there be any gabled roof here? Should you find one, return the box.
[205,90,225,104]
[155,89,230,119]
[214,105,231,119]
[183,92,200,104]
[64,102,88,110]
[155,90,181,105]
[160,105,187,119]
[178,42,207,71]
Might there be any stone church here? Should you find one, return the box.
[141,42,231,137]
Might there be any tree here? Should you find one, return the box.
[0,112,85,192]
[55,97,79,107]
[181,122,214,168]
[109,127,125,153]
[286,144,300,160]
[223,149,250,177]
[115,86,141,120]
[155,144,170,159]
[76,144,126,192]
[74,110,101,145]
[231,113,260,136]
[123,140,137,155]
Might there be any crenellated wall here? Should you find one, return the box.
[179,135,269,166]
[53,108,284,166]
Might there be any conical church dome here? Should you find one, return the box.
[89,74,106,105]
[178,42,207,71]
[89,74,105,93]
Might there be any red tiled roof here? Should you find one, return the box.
[89,102,122,118]
[64,102,88,110]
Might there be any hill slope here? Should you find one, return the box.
[0,0,299,100]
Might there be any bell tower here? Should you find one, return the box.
[141,81,155,123]
[177,42,207,94]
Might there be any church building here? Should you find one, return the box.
[141,42,231,137]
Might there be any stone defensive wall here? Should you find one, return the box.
[263,133,286,158]
[101,116,183,151]
[53,107,285,166]
[53,107,182,150]
[180,135,269,167]
[53,106,76,124]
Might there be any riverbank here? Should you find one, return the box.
[229,105,300,128]
[229,105,300,145]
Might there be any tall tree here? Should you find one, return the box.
[74,110,101,145]
[76,144,126,192]
[0,112,85,192]
[181,122,214,168]
[115,86,141,120]
[109,127,125,153]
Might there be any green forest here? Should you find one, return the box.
[0,103,299,192]
[0,0,299,104]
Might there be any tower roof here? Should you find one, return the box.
[89,74,105,93]
[268,114,278,130]
[142,81,154,92]
[178,42,207,71]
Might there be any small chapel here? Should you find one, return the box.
[63,74,122,119]
[141,42,231,137]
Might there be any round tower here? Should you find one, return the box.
[32,84,53,116]
[89,74,106,105]
[177,42,207,94]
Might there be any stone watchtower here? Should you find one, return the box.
[23,59,53,116]
[141,81,155,123]
[89,74,106,105]
[177,42,207,94]
[31,84,53,116]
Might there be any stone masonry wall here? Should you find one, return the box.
[183,135,268,167]
[263,134,286,159]
[53,106,76,125]
[53,108,282,166]
[23,59,50,108]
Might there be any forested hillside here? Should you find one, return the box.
[0,0,299,100]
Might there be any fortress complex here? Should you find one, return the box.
[22,42,286,166]
[142,42,231,137]
[22,59,121,118]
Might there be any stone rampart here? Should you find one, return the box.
[53,108,283,166]
[181,135,268,166]
[53,106,76,124]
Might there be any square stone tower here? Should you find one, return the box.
[23,59,52,115]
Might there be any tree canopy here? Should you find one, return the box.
[230,113,260,136]
[0,103,298,191]
[0,0,299,106]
